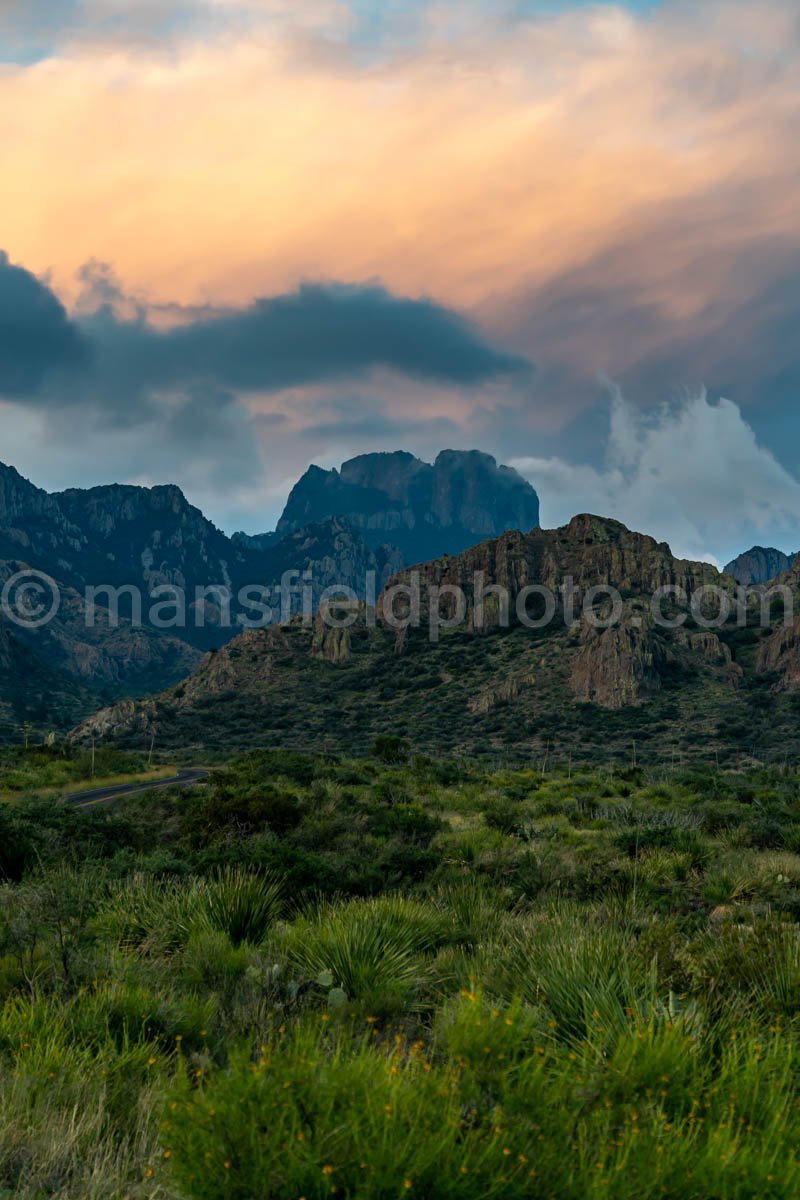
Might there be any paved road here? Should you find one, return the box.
[64,768,209,809]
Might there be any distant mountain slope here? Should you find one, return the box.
[0,616,95,740]
[75,514,798,767]
[54,482,258,595]
[0,451,540,735]
[273,449,540,561]
[724,546,797,586]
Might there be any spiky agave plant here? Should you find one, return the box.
[198,867,284,948]
[478,904,651,1048]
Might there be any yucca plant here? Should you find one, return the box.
[750,923,800,1018]
[97,873,204,955]
[286,895,447,1013]
[429,879,505,948]
[197,867,283,947]
[479,906,652,1048]
[701,870,758,906]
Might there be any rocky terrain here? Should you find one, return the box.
[273,449,540,560]
[723,545,797,586]
[75,513,794,765]
[0,452,542,731]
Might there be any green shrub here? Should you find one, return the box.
[197,867,283,947]
[285,895,448,1015]
[163,1024,533,1200]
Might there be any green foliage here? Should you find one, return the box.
[199,867,283,947]
[285,895,448,1015]
[5,752,800,1195]
[164,1025,530,1200]
[371,734,411,764]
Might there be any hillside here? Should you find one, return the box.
[0,452,539,719]
[74,514,798,767]
[0,616,95,740]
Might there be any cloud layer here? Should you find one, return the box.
[2,0,800,554]
[512,389,800,566]
[0,251,87,394]
[0,250,528,515]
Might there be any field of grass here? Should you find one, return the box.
[3,743,800,1197]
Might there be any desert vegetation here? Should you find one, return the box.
[3,745,800,1197]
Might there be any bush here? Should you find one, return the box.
[285,896,448,1015]
[371,735,411,764]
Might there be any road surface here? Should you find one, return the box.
[64,768,209,809]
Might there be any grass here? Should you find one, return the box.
[0,745,174,804]
[4,746,800,1195]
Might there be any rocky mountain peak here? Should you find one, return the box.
[723,546,798,587]
[0,461,73,529]
[339,451,425,503]
[275,448,539,563]
[55,481,208,535]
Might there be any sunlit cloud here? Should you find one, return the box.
[2,0,800,553]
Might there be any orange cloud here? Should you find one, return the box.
[2,0,798,324]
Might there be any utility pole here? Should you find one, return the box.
[91,738,96,779]
[148,732,155,768]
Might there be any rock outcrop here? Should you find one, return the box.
[756,618,800,690]
[377,513,722,636]
[569,607,664,708]
[275,449,540,562]
[723,546,797,587]
[73,514,748,754]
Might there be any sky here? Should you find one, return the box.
[1,0,799,565]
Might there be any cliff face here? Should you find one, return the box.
[569,608,665,708]
[756,619,800,689]
[276,449,540,563]
[54,482,256,594]
[0,462,65,529]
[74,514,748,755]
[724,546,797,586]
[378,514,721,629]
[0,462,86,562]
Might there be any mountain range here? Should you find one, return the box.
[3,448,799,759]
[74,513,800,768]
[0,451,540,737]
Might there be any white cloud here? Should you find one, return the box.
[511,388,800,566]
